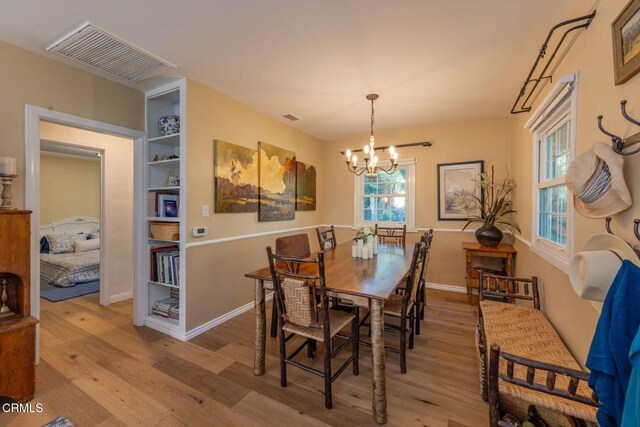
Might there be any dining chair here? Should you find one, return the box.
[361,240,427,373]
[269,234,312,338]
[415,229,434,333]
[316,225,337,250]
[266,247,359,409]
[375,224,407,245]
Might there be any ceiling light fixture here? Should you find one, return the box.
[344,94,398,177]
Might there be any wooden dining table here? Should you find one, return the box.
[244,242,414,424]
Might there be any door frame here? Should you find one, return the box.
[25,105,146,329]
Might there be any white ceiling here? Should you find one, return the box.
[0,1,577,140]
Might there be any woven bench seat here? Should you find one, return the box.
[480,300,597,424]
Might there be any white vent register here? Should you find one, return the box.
[46,23,176,83]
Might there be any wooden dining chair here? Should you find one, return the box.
[361,240,427,373]
[415,228,434,333]
[375,224,407,245]
[316,226,337,250]
[266,247,359,409]
[269,234,312,338]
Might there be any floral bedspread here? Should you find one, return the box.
[40,250,100,287]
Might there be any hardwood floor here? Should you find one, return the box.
[0,290,488,426]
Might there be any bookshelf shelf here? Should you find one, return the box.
[143,80,186,339]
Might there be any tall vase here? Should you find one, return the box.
[367,238,374,257]
[357,239,363,258]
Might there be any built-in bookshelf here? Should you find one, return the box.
[144,80,186,338]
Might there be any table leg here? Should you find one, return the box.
[370,298,387,424]
[254,279,266,376]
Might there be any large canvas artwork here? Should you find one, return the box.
[437,160,484,221]
[258,142,296,221]
[214,140,259,213]
[295,161,316,211]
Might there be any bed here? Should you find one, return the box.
[40,217,101,288]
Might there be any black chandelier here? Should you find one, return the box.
[345,94,398,177]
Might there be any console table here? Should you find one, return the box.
[462,242,517,294]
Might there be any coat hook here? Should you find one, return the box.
[605,217,614,234]
[597,115,625,152]
[621,100,640,127]
[634,219,640,242]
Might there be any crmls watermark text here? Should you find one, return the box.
[1,403,44,413]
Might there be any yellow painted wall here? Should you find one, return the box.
[40,153,100,225]
[323,118,513,288]
[185,79,326,329]
[0,39,144,209]
[509,0,640,366]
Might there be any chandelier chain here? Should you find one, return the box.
[370,98,375,137]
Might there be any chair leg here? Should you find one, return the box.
[307,338,315,359]
[400,316,407,374]
[420,283,426,320]
[324,337,333,409]
[352,308,359,376]
[270,303,278,338]
[409,307,415,350]
[415,292,421,336]
[278,327,287,387]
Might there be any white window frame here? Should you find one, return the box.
[353,158,416,230]
[526,73,578,274]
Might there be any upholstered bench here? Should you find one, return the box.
[475,272,598,427]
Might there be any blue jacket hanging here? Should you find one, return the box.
[587,260,640,427]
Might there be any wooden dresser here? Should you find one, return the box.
[0,210,37,402]
[462,242,517,294]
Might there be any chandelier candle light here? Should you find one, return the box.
[345,94,399,177]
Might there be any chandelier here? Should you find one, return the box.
[345,94,398,177]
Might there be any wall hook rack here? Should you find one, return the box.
[597,100,640,155]
[604,216,640,245]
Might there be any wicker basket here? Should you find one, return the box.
[150,222,179,241]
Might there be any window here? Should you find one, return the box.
[354,160,415,229]
[527,74,577,273]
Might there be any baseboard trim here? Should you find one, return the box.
[185,293,274,340]
[109,291,132,304]
[425,282,467,293]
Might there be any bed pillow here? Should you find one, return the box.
[39,236,50,253]
[74,238,100,253]
[46,233,86,254]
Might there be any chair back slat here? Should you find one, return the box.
[375,224,407,245]
[316,226,337,250]
[276,234,311,274]
[402,241,428,311]
[267,247,329,331]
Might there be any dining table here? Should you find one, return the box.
[244,241,414,424]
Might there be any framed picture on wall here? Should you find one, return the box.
[613,0,640,85]
[437,160,484,221]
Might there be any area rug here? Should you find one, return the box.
[40,279,99,302]
[42,417,74,427]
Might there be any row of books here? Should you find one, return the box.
[151,296,179,320]
[147,191,179,218]
[150,245,180,286]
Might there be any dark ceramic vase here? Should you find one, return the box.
[475,226,503,248]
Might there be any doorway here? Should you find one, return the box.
[25,106,146,342]
[39,142,103,303]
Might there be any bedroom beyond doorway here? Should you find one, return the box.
[37,122,135,308]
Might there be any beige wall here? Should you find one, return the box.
[323,118,512,287]
[509,0,640,366]
[40,154,101,225]
[0,39,144,209]
[40,123,134,301]
[185,79,326,329]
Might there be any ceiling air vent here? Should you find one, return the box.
[282,114,300,121]
[46,23,176,83]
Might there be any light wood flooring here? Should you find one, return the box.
[1,290,488,426]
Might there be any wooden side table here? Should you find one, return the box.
[462,242,517,294]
